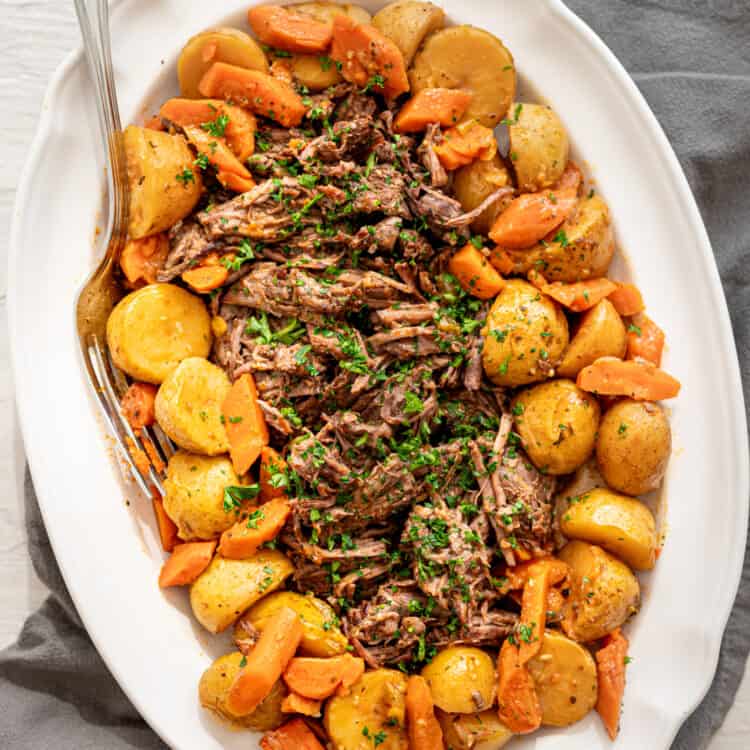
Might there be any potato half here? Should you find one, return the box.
[373,1,446,67]
[124,126,202,239]
[409,26,515,127]
[526,630,598,727]
[292,1,372,25]
[289,53,342,91]
[155,357,230,455]
[190,548,294,633]
[421,646,496,714]
[453,154,514,235]
[107,283,212,383]
[436,709,514,750]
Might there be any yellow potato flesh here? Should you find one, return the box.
[289,53,342,91]
[190,549,294,633]
[372,1,446,67]
[106,283,212,384]
[436,709,514,749]
[421,646,496,713]
[453,155,514,235]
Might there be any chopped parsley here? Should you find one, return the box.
[223,484,260,513]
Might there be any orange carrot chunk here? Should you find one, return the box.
[260,446,289,501]
[541,278,619,312]
[393,88,473,133]
[596,628,630,740]
[283,654,365,700]
[448,244,505,300]
[181,262,230,294]
[330,15,409,98]
[626,314,665,367]
[489,247,515,275]
[227,607,304,717]
[517,560,554,665]
[222,373,270,475]
[281,691,322,717]
[120,382,158,430]
[198,62,306,128]
[406,675,444,750]
[577,357,681,400]
[219,497,291,559]
[505,556,569,591]
[608,283,645,316]
[152,496,178,553]
[248,5,333,54]
[261,718,325,750]
[433,120,497,170]
[182,124,254,192]
[158,540,216,587]
[496,639,542,735]
[119,234,169,286]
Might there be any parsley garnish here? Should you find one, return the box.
[201,113,230,138]
[223,484,260,513]
[175,169,195,185]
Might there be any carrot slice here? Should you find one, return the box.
[607,283,645,316]
[152,496,178,553]
[144,115,166,132]
[505,557,569,591]
[489,247,515,275]
[626,314,665,366]
[182,123,254,191]
[433,120,497,170]
[541,278,619,312]
[330,15,409,98]
[496,639,542,735]
[222,373,270,475]
[406,675,444,750]
[517,560,553,665]
[119,234,169,286]
[181,263,230,293]
[596,628,630,740]
[489,188,578,249]
[158,540,216,587]
[281,692,322,717]
[448,244,505,300]
[219,497,291,559]
[261,719,325,750]
[198,62,306,127]
[393,88,473,133]
[283,654,365,700]
[260,446,289,501]
[248,5,333,54]
[227,607,304,716]
[159,98,256,161]
[120,382,157,430]
[217,170,256,193]
[577,357,681,400]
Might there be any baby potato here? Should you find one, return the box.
[106,283,212,383]
[558,299,627,378]
[421,646,496,713]
[596,400,672,496]
[178,27,268,98]
[512,379,600,475]
[409,26,515,127]
[436,709,514,750]
[559,541,640,642]
[372,1,445,67]
[325,669,408,750]
[453,154,514,235]
[289,53,342,91]
[124,126,202,239]
[502,194,615,282]
[560,487,657,570]
[162,451,241,541]
[199,652,287,729]
[292,1,372,25]
[508,103,568,192]
[482,279,569,387]
[190,548,294,633]
[155,357,230,455]
[526,630,598,727]
[236,591,348,657]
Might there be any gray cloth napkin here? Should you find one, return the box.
[1,0,748,748]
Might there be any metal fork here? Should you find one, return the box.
[74,0,172,498]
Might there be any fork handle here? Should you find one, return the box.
[73,0,129,244]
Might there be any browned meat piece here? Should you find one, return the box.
[299,117,376,163]
[336,91,378,121]
[397,228,434,262]
[352,165,411,219]
[367,325,460,360]
[430,607,518,649]
[157,220,214,281]
[418,124,448,188]
[373,303,437,328]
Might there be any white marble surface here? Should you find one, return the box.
[0,1,748,747]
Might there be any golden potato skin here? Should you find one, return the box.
[409,26,515,127]
[453,154,514,235]
[557,299,627,378]
[163,451,241,541]
[421,646,495,713]
[124,126,202,239]
[155,357,230,455]
[199,652,287,729]
[372,1,446,67]
[436,709,513,749]
[236,591,348,657]
[190,549,294,633]
[289,54,342,91]
[597,400,672,496]
[106,284,212,383]
[482,280,569,387]
[325,669,408,750]
[292,1,372,25]
[502,194,615,282]
[526,630,598,727]
[559,541,640,642]
[561,487,657,570]
[508,103,568,192]
[178,28,268,98]
[512,379,600,475]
